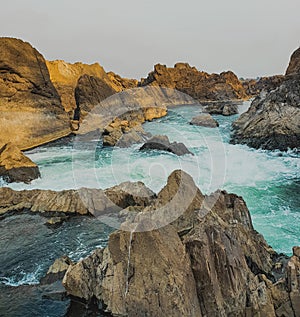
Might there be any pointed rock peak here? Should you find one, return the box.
[157,170,204,210]
[286,47,300,76]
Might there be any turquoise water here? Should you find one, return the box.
[5,103,300,255]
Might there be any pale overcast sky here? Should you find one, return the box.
[1,0,300,79]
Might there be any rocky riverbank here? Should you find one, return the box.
[231,47,300,151]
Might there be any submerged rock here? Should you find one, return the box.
[231,47,300,151]
[139,135,193,156]
[0,143,40,183]
[190,114,219,127]
[62,170,300,316]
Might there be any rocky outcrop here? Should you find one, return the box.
[242,75,284,96]
[231,73,300,151]
[0,38,71,150]
[231,47,300,151]
[62,170,300,316]
[190,114,219,128]
[203,101,239,116]
[103,121,150,147]
[140,63,249,101]
[74,74,117,115]
[0,181,155,217]
[107,71,138,91]
[286,47,300,75]
[76,86,194,141]
[0,143,40,183]
[46,60,112,114]
[140,135,193,156]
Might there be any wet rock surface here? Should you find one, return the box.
[139,135,193,156]
[190,114,219,127]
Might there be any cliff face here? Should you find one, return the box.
[0,38,71,150]
[140,63,249,101]
[62,170,300,316]
[231,47,300,151]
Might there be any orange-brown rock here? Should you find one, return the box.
[0,38,71,150]
[0,143,40,183]
[140,63,249,101]
[107,71,138,91]
[46,60,112,114]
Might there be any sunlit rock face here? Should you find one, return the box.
[140,63,249,101]
[0,143,40,183]
[0,37,71,150]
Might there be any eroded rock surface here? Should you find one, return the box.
[140,63,249,101]
[231,47,300,151]
[0,38,71,150]
[0,143,40,183]
[62,170,300,316]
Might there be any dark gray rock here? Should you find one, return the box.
[140,135,193,156]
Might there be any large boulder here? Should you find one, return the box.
[190,114,219,127]
[0,143,40,183]
[231,47,300,151]
[140,135,193,156]
[62,170,300,316]
[140,63,249,101]
[0,38,71,150]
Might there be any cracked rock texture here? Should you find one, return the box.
[62,170,300,317]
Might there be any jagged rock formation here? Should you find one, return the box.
[0,143,40,183]
[140,63,249,101]
[107,71,138,91]
[62,170,300,316]
[231,47,300,151]
[0,38,71,150]
[286,47,300,75]
[46,60,113,114]
[0,181,155,217]
[190,114,219,127]
[139,135,193,156]
[242,75,284,96]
